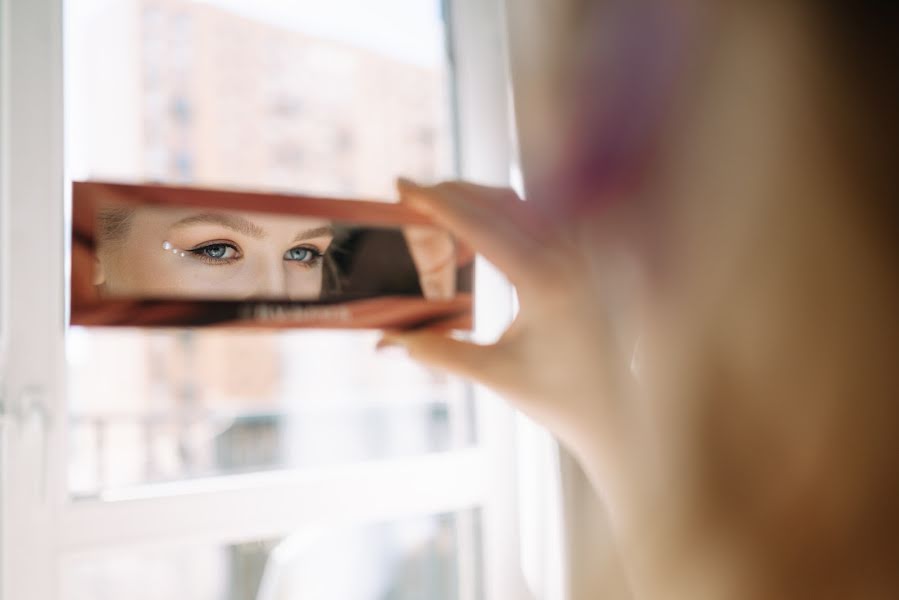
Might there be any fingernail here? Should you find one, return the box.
[376,337,409,359]
[399,193,431,215]
[396,177,421,191]
[376,335,404,351]
[422,278,452,300]
[396,178,428,209]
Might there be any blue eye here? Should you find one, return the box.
[285,246,321,263]
[204,244,228,259]
[189,242,240,264]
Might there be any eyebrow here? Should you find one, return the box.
[293,226,334,243]
[172,213,266,239]
[172,213,333,243]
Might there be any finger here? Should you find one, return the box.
[396,178,550,288]
[377,331,507,388]
[449,181,548,234]
[402,226,457,300]
[398,178,535,234]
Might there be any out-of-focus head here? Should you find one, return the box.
[510,0,899,314]
[510,3,899,582]
[512,0,898,233]
[511,0,899,513]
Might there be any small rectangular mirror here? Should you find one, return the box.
[72,182,473,329]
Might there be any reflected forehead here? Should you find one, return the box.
[171,212,265,238]
[250,212,334,241]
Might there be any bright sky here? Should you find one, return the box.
[196,0,447,67]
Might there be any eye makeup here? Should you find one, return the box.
[283,244,325,267]
[163,239,244,266]
[162,240,187,257]
[188,241,242,265]
[162,239,326,268]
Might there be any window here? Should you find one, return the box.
[70,0,454,197]
[62,511,482,600]
[1,0,525,599]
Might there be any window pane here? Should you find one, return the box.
[62,511,483,600]
[67,0,454,196]
[68,330,475,497]
[65,0,468,499]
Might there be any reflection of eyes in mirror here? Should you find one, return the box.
[161,238,324,270]
[91,203,464,302]
[95,206,337,301]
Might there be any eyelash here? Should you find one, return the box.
[285,245,324,267]
[187,242,325,267]
[189,241,242,265]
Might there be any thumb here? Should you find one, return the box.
[377,331,505,387]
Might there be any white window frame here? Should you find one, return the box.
[0,0,530,599]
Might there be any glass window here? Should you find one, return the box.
[67,330,474,497]
[62,511,483,600]
[67,0,454,196]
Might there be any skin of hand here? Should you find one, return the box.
[384,179,656,600]
[386,178,642,509]
[400,218,457,300]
